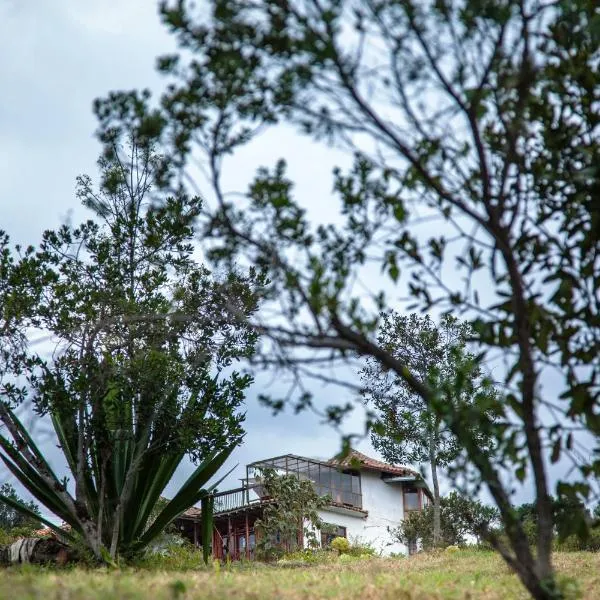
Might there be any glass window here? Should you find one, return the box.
[321,523,347,547]
[341,473,352,491]
[404,488,420,511]
[351,474,361,494]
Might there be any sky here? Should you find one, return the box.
[0,0,397,520]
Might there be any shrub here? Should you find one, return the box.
[339,553,359,564]
[330,536,350,554]
[555,529,600,552]
[134,538,204,570]
[346,539,377,557]
[0,526,39,546]
[392,492,498,550]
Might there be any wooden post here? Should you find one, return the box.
[193,521,198,547]
[228,516,232,560]
[245,513,250,559]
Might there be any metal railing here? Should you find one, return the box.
[212,484,265,514]
[211,481,363,515]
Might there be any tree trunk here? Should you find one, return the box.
[429,441,441,547]
[0,538,74,566]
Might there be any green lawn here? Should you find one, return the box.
[1,551,598,599]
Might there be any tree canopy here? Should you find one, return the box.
[91,0,598,596]
[0,138,263,560]
[362,312,499,545]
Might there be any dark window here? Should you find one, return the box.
[404,487,420,511]
[321,523,347,547]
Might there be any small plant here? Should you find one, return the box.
[0,525,39,545]
[346,538,376,557]
[254,468,331,559]
[330,536,350,554]
[339,553,358,564]
[133,540,204,571]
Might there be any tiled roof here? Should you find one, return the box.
[33,523,72,538]
[328,449,420,478]
[180,505,202,519]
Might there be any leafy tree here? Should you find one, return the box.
[0,137,263,561]
[254,468,331,559]
[362,312,498,546]
[94,0,600,596]
[0,483,42,531]
[393,491,499,550]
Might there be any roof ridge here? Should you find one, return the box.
[328,447,419,477]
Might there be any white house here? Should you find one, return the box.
[177,449,432,559]
[314,449,431,555]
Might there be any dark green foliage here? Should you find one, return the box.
[93,0,599,596]
[0,483,42,531]
[254,469,331,560]
[392,492,499,550]
[512,498,600,552]
[0,138,263,561]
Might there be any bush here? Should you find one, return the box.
[330,536,350,554]
[346,539,376,557]
[392,492,499,550]
[339,553,359,564]
[0,526,40,546]
[555,529,600,552]
[134,539,204,570]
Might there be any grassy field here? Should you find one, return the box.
[0,551,597,600]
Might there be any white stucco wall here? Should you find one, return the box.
[313,471,409,556]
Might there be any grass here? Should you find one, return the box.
[1,550,599,599]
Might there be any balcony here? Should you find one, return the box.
[212,484,268,515]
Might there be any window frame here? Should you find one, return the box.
[321,523,347,547]
[403,486,422,513]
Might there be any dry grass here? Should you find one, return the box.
[1,550,599,599]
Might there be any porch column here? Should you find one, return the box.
[245,513,250,559]
[193,521,198,547]
[228,516,232,559]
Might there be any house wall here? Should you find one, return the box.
[314,471,408,556]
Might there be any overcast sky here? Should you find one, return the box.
[0,0,396,519]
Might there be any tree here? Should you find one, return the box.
[94,0,599,596]
[0,483,41,531]
[254,468,331,559]
[393,491,499,550]
[362,312,498,546]
[0,137,263,561]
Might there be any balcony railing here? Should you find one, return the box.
[212,484,266,515]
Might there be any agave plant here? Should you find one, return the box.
[0,402,230,561]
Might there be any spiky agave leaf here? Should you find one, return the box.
[135,443,237,549]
